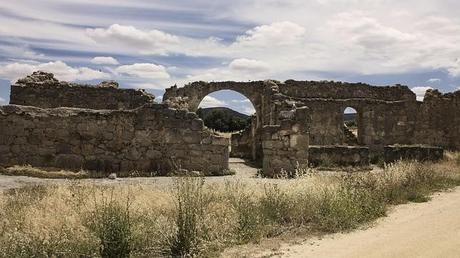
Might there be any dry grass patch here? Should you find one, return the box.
[0,165,89,179]
[0,154,459,257]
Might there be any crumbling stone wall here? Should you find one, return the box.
[164,80,276,161]
[308,146,369,167]
[278,80,415,100]
[163,79,459,176]
[10,71,155,110]
[262,107,310,177]
[4,71,457,178]
[384,145,444,163]
[231,116,258,160]
[414,90,460,150]
[271,80,420,149]
[0,104,229,175]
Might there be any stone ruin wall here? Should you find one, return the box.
[272,81,419,148]
[10,71,155,110]
[0,72,230,175]
[1,71,458,177]
[414,90,460,150]
[162,79,459,175]
[231,116,257,160]
[308,146,369,167]
[164,80,274,161]
[0,104,229,175]
[262,107,310,177]
[273,80,459,151]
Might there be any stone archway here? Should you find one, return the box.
[197,90,257,160]
[163,81,264,114]
[163,81,267,162]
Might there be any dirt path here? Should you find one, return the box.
[259,187,460,258]
[228,157,259,178]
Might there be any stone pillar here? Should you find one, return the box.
[262,107,310,177]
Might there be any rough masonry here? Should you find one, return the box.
[1,72,228,175]
[164,80,459,175]
[1,71,458,177]
[11,72,155,110]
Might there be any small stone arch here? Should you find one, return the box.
[342,105,362,145]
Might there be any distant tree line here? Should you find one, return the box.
[197,109,251,132]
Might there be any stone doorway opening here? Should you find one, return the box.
[196,90,258,161]
[343,107,359,145]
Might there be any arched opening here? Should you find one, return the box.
[343,107,359,145]
[196,90,258,161]
[197,90,255,132]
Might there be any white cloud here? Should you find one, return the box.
[344,107,357,114]
[0,97,6,105]
[229,58,269,72]
[427,78,441,83]
[128,82,168,90]
[241,105,256,115]
[0,61,110,82]
[2,1,460,85]
[231,99,251,103]
[234,21,306,47]
[411,86,432,101]
[447,59,460,77]
[199,95,226,108]
[198,95,256,115]
[71,17,460,80]
[116,63,170,79]
[86,24,180,55]
[91,56,119,65]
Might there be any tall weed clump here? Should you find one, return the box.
[380,160,460,204]
[313,175,386,232]
[170,177,209,257]
[85,188,134,258]
[225,182,266,243]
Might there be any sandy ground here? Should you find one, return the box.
[0,158,260,192]
[254,187,460,258]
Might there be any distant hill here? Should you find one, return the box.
[197,107,355,131]
[344,113,357,122]
[197,107,250,119]
[197,107,251,132]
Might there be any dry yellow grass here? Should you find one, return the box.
[0,165,89,179]
[0,154,459,257]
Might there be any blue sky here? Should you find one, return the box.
[1,0,460,114]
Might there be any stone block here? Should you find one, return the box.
[384,145,443,163]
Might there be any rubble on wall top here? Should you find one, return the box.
[97,80,119,89]
[16,71,59,85]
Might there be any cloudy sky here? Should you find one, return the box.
[1,0,460,114]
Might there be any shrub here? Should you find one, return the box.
[259,184,294,225]
[86,189,133,258]
[170,177,208,257]
[314,180,385,232]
